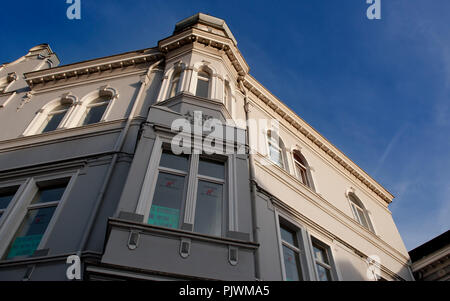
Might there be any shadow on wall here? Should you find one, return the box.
[336,259,367,281]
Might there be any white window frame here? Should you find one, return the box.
[136,136,236,237]
[168,70,182,99]
[348,192,375,233]
[79,97,112,126]
[267,133,285,169]
[195,70,211,99]
[293,155,310,187]
[0,172,77,261]
[39,105,71,133]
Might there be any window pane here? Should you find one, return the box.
[196,78,209,98]
[83,103,108,125]
[148,172,185,229]
[194,180,223,236]
[0,190,16,210]
[169,74,180,98]
[31,186,66,205]
[295,163,308,185]
[280,225,297,247]
[6,206,57,260]
[159,151,189,172]
[282,245,303,281]
[198,159,225,179]
[357,208,369,229]
[316,263,332,281]
[269,143,283,168]
[313,244,329,264]
[42,112,65,133]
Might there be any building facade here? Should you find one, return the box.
[0,13,414,281]
[409,230,449,281]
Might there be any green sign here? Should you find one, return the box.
[148,205,179,229]
[7,234,43,259]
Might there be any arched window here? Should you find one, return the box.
[81,96,110,126]
[195,69,211,98]
[293,150,314,190]
[268,130,286,169]
[348,193,374,232]
[168,70,181,98]
[40,104,71,133]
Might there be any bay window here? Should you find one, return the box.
[144,147,228,238]
[196,70,211,99]
[148,151,189,229]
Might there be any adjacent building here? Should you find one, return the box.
[409,230,449,281]
[0,13,414,281]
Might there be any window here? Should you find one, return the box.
[268,131,285,169]
[168,70,182,98]
[147,149,227,237]
[4,182,67,260]
[224,81,232,113]
[194,158,225,236]
[40,104,70,133]
[349,193,374,232]
[81,96,110,126]
[148,151,189,229]
[196,70,210,98]
[311,238,333,281]
[293,151,315,190]
[279,223,304,281]
[0,187,18,220]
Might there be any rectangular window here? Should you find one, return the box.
[0,186,18,220]
[194,159,225,236]
[279,224,303,281]
[4,183,67,260]
[311,238,333,281]
[146,149,227,238]
[268,141,284,168]
[195,76,209,98]
[148,151,189,229]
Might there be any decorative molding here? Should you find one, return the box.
[60,92,77,105]
[99,85,119,100]
[7,72,18,82]
[24,53,164,89]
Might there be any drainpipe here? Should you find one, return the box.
[76,59,163,259]
[239,78,261,280]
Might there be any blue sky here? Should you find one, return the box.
[1,0,449,250]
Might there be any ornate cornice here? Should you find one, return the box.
[23,52,164,89]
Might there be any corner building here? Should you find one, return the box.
[0,13,414,281]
